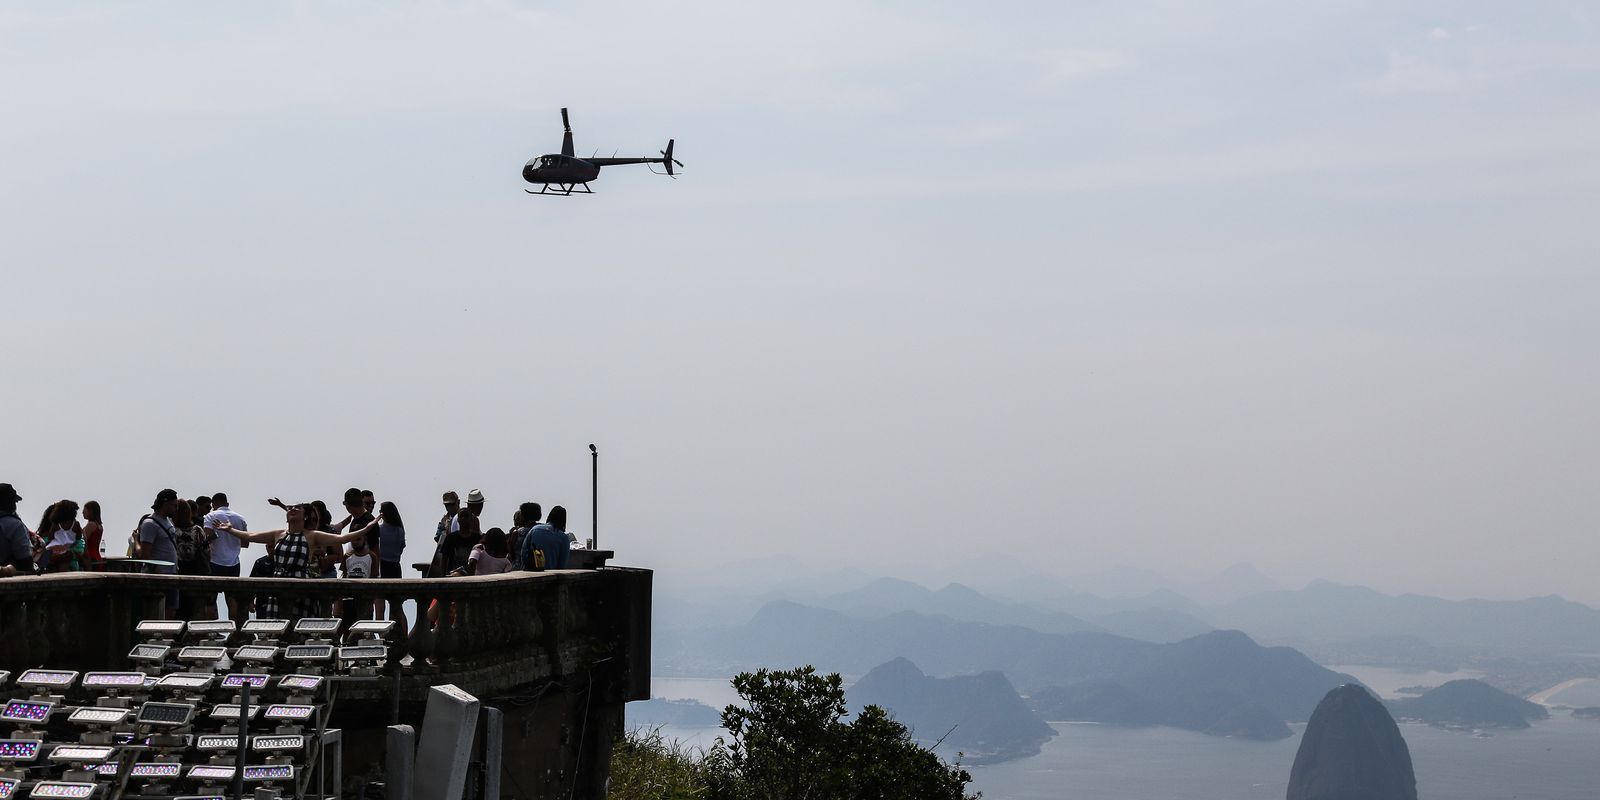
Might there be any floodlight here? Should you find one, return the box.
[242,765,294,783]
[248,734,304,753]
[16,670,77,690]
[136,621,184,637]
[231,645,278,663]
[134,702,195,728]
[207,704,260,722]
[339,645,386,661]
[292,618,341,635]
[185,765,235,781]
[240,620,288,636]
[185,621,235,636]
[67,707,130,726]
[0,777,17,800]
[220,673,270,690]
[175,646,226,662]
[128,763,182,779]
[193,735,238,752]
[82,672,146,690]
[47,745,116,763]
[262,704,314,722]
[1,701,53,724]
[283,645,333,662]
[0,671,8,686]
[155,674,215,692]
[0,740,42,761]
[127,644,170,663]
[348,620,395,636]
[26,783,97,799]
[276,674,323,692]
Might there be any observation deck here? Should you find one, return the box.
[0,566,652,799]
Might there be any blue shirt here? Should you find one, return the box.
[519,523,570,571]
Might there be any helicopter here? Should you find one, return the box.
[522,108,682,196]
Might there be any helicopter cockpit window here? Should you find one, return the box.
[541,156,556,168]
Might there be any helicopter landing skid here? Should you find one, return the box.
[525,183,594,197]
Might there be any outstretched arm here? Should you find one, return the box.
[219,522,281,545]
[306,528,368,549]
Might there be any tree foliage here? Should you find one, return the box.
[708,665,978,800]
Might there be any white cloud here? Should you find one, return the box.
[1032,47,1136,84]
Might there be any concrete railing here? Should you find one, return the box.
[0,568,651,702]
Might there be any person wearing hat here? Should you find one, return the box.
[0,484,33,576]
[436,490,461,543]
[138,489,182,573]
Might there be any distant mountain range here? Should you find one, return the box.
[816,577,1215,643]
[662,600,1356,741]
[848,658,1054,764]
[1209,581,1600,652]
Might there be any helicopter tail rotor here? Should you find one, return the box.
[660,139,683,177]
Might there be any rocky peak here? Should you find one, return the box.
[1287,684,1416,800]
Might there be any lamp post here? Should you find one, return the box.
[589,444,598,551]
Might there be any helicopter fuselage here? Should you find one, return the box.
[523,154,601,185]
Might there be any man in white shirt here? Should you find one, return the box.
[203,492,249,622]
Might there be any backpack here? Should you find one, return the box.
[174,525,211,572]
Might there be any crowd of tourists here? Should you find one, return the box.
[0,482,582,621]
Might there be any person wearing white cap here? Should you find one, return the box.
[465,489,486,520]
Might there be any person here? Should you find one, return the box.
[469,527,515,575]
[361,489,376,515]
[81,500,105,570]
[0,484,31,576]
[435,491,461,542]
[203,492,249,622]
[42,500,83,573]
[520,505,572,571]
[171,499,212,620]
[194,494,213,522]
[465,488,486,521]
[372,500,407,631]
[339,534,378,621]
[433,509,480,576]
[138,489,182,617]
[342,536,376,579]
[376,501,406,579]
[220,502,374,621]
[343,487,378,562]
[310,501,341,579]
[509,502,541,569]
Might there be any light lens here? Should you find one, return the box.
[68,708,129,725]
[28,783,96,799]
[1,701,53,723]
[0,740,42,760]
[83,672,146,687]
[17,670,77,688]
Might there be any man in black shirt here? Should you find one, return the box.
[343,487,378,562]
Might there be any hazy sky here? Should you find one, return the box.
[4,2,1598,603]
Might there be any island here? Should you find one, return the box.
[1386,679,1548,730]
[847,657,1055,764]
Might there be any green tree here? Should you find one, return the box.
[708,665,978,800]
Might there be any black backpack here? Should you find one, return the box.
[173,524,211,573]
